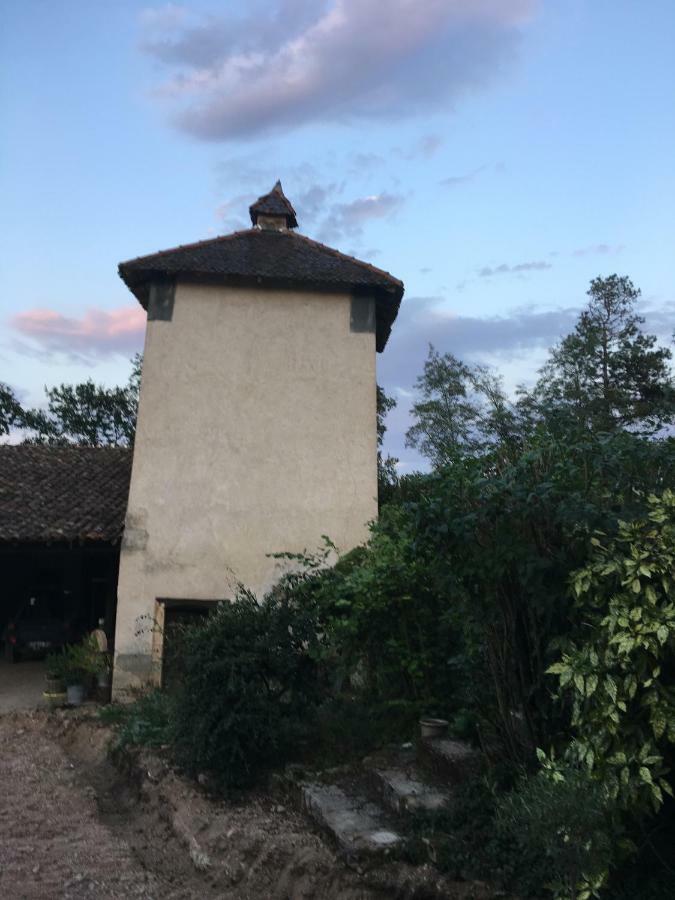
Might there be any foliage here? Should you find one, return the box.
[45,648,68,682]
[404,772,519,886]
[168,587,322,790]
[412,427,674,765]
[496,765,617,899]
[0,382,24,435]
[52,635,107,686]
[19,353,141,447]
[546,490,675,815]
[405,345,519,466]
[100,690,174,751]
[376,384,399,505]
[532,275,673,435]
[274,516,470,720]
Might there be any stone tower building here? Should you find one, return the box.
[112,182,404,695]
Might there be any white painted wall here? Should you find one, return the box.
[113,282,377,695]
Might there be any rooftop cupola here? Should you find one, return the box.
[249,180,298,231]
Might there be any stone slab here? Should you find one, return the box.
[300,782,402,858]
[417,738,479,784]
[369,766,451,816]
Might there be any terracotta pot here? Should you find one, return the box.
[419,717,449,740]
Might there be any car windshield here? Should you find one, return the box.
[15,597,58,621]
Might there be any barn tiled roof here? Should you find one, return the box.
[118,193,404,352]
[0,445,131,543]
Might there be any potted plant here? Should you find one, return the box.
[45,651,66,694]
[61,636,100,706]
[43,651,67,708]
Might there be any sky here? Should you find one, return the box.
[1,0,674,470]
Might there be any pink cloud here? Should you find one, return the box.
[11,306,146,359]
[141,0,539,140]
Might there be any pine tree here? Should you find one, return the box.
[534,275,673,434]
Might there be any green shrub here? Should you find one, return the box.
[404,772,519,887]
[496,767,617,899]
[101,690,174,750]
[275,513,471,721]
[50,635,106,686]
[411,430,675,765]
[547,490,675,816]
[168,587,322,790]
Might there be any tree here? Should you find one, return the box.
[533,275,673,434]
[22,353,142,448]
[406,345,518,468]
[376,385,398,501]
[0,383,24,436]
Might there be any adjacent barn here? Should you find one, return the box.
[0,445,131,661]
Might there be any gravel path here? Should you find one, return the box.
[0,712,160,899]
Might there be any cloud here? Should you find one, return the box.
[439,164,487,187]
[394,134,444,161]
[140,0,538,140]
[10,306,146,361]
[215,192,256,231]
[139,4,189,31]
[478,260,552,277]
[318,191,404,242]
[294,182,341,222]
[349,151,386,173]
[378,298,579,388]
[572,243,624,257]
[140,1,327,67]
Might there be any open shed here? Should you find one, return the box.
[0,445,131,661]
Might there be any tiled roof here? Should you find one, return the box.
[249,181,298,228]
[0,445,131,543]
[119,228,404,352]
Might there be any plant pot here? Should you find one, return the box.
[66,684,86,706]
[43,691,67,709]
[45,676,65,694]
[419,717,449,740]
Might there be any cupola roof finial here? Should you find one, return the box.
[249,180,298,230]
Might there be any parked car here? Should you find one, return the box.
[2,596,70,663]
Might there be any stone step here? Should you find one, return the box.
[367,764,452,817]
[299,781,403,860]
[416,737,479,784]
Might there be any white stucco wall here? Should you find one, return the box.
[112,281,378,694]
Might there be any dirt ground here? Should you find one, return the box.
[0,660,47,713]
[0,710,492,899]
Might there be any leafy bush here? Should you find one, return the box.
[273,514,471,726]
[547,490,675,814]
[49,635,106,686]
[411,430,675,765]
[404,772,519,886]
[168,587,322,790]
[496,766,617,900]
[100,690,173,750]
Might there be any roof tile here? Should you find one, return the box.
[0,445,131,543]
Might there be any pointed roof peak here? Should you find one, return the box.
[249,181,298,229]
